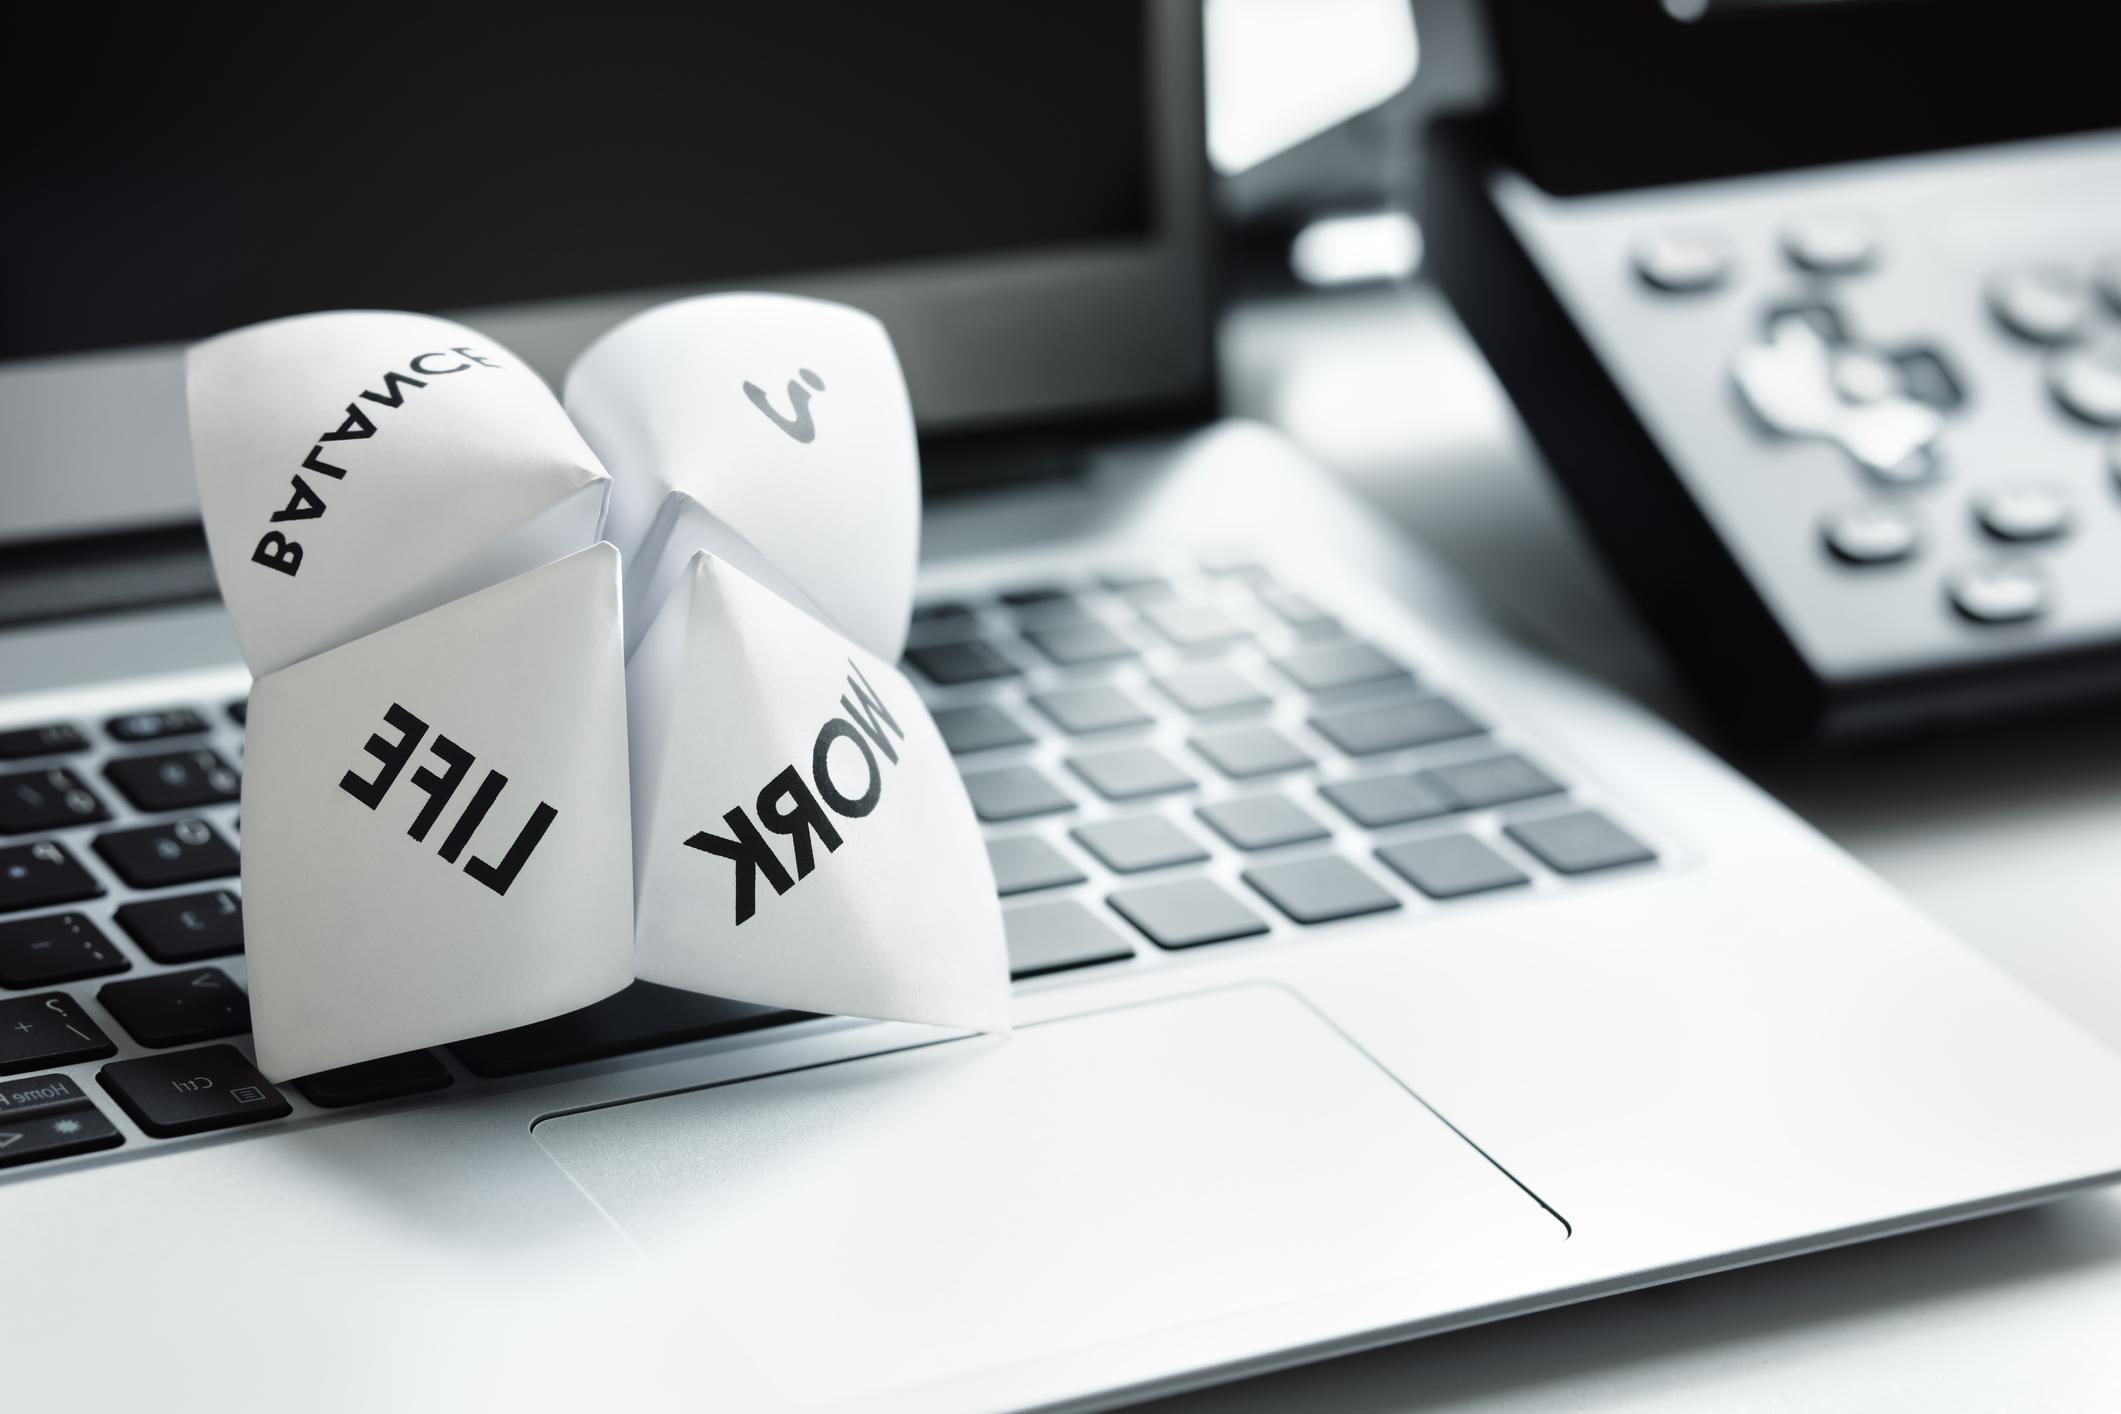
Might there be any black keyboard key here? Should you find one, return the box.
[115,889,243,964]
[1196,795,1330,851]
[0,1100,123,1168]
[1070,815,1209,873]
[933,704,1034,756]
[1320,773,1454,828]
[450,981,799,1078]
[228,700,249,726]
[1310,696,1484,756]
[0,841,103,913]
[99,968,250,1048]
[1025,620,1137,666]
[1004,899,1135,979]
[106,708,209,743]
[0,1071,98,1122]
[1190,726,1312,779]
[99,1045,291,1136]
[1028,684,1153,735]
[961,765,1075,822]
[997,585,1070,607]
[0,767,110,835]
[905,638,1020,685]
[1377,834,1528,899]
[0,722,89,761]
[1142,602,1248,651]
[104,748,242,813]
[986,836,1086,896]
[1109,877,1269,950]
[1423,753,1565,810]
[93,818,239,889]
[1243,856,1400,925]
[295,1050,453,1108]
[1505,810,1656,875]
[1273,640,1410,694]
[1067,746,1194,801]
[0,912,127,988]
[0,992,117,1075]
[1152,666,1271,716]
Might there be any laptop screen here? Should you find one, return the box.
[5,6,1150,363]
[0,1,1209,549]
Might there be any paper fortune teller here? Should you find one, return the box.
[564,292,920,661]
[187,297,1007,1081]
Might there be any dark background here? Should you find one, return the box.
[1,3,1149,360]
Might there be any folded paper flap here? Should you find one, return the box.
[241,544,636,1079]
[564,292,919,664]
[629,553,1009,1033]
[188,309,609,676]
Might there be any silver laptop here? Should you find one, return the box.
[5,5,2121,1411]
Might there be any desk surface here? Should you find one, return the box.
[1155,283,2121,1412]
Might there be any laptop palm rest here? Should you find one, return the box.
[532,984,1565,1402]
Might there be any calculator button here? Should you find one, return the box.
[1631,229,1731,293]
[1947,562,2047,624]
[1821,502,1919,565]
[1310,697,1483,756]
[0,767,110,835]
[1152,666,1271,716]
[2048,337,2121,426]
[0,913,128,989]
[1974,484,2071,543]
[1189,726,1313,779]
[1988,266,2091,344]
[1024,621,1137,666]
[1273,641,1411,694]
[1781,213,1878,275]
[1320,774,1453,828]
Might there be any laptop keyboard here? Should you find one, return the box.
[0,555,1659,1175]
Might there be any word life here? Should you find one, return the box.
[252,347,503,578]
[339,703,557,897]
[685,662,907,925]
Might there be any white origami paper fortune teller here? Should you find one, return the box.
[629,553,1006,1032]
[242,546,636,1080]
[187,299,1008,1081]
[564,293,920,662]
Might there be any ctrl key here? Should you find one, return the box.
[100,1045,291,1138]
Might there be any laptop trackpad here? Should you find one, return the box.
[533,984,1564,1402]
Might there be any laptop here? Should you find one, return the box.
[4,4,2121,1410]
